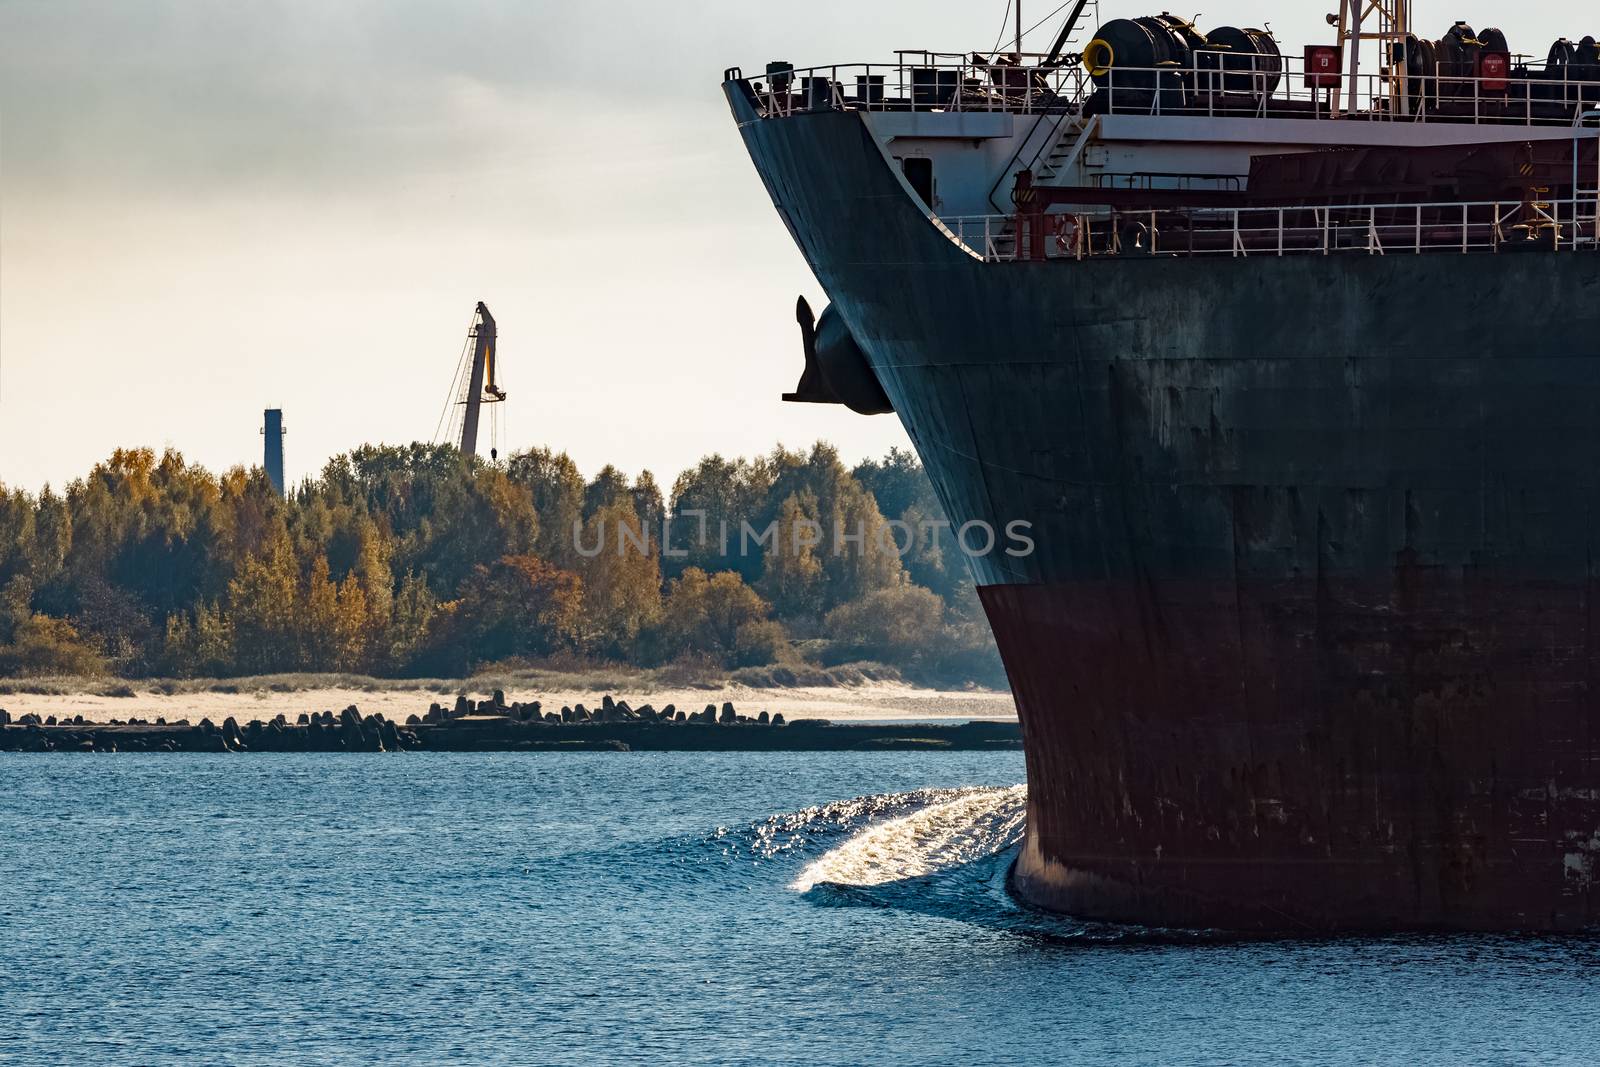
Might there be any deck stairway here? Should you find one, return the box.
[1034,114,1099,182]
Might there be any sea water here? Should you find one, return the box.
[1,751,1596,1066]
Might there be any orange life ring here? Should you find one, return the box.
[1053,214,1080,256]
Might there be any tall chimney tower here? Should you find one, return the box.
[262,408,286,496]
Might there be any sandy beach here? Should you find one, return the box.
[0,679,1017,727]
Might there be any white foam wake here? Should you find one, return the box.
[790,785,1027,892]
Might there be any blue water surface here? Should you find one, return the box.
[1,751,1596,1066]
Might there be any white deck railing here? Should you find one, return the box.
[746,52,1600,125]
[750,52,1076,118]
[942,195,1600,263]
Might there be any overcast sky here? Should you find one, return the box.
[0,1,1587,491]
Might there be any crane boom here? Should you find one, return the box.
[458,301,503,462]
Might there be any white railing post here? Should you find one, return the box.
[933,198,1588,270]
[1574,111,1600,250]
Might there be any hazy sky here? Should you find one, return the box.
[0,1,1588,491]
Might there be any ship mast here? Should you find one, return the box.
[1041,0,1093,67]
[1337,0,1411,116]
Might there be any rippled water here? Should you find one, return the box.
[2,752,1598,1066]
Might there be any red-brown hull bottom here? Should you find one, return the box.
[981,578,1600,932]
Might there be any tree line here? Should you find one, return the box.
[0,442,1005,686]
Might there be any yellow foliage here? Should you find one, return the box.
[576,503,662,651]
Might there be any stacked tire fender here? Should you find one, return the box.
[1393,24,1600,111]
[1082,15,1281,107]
[1083,16,1600,113]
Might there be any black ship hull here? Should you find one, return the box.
[728,88,1600,930]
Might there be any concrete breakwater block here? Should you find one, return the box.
[0,693,1020,754]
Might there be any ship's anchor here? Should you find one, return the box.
[784,296,894,415]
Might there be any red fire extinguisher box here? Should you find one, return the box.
[1304,45,1342,89]
[1479,51,1510,93]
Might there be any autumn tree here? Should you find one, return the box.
[583,465,633,520]
[752,444,905,616]
[161,601,234,678]
[383,572,439,673]
[506,446,584,567]
[574,502,661,654]
[31,488,71,586]
[0,489,37,588]
[435,554,584,671]
[652,567,785,666]
[631,471,665,547]
[226,534,302,674]
[822,583,944,668]
[851,447,927,523]
[854,448,972,606]
[825,475,904,607]
[665,454,774,584]
[0,611,105,676]
[760,491,826,619]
